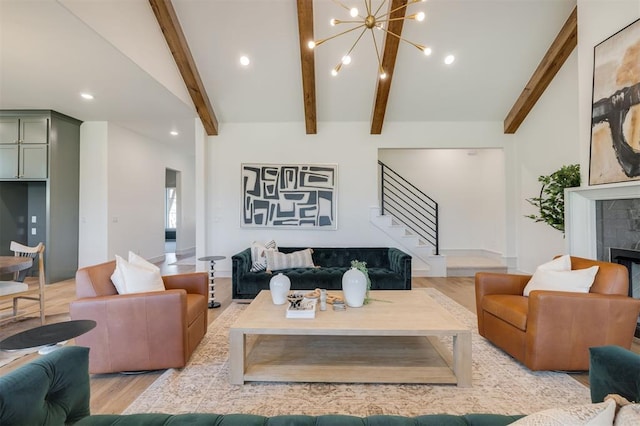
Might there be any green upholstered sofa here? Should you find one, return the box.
[1,345,639,425]
[0,346,525,425]
[232,246,412,300]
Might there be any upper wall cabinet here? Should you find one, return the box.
[0,110,81,283]
[0,116,49,179]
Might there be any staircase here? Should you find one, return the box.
[370,207,447,276]
[373,161,508,277]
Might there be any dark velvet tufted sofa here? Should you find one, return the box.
[0,346,528,425]
[232,246,412,300]
[3,345,639,425]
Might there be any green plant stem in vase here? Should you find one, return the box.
[350,260,371,305]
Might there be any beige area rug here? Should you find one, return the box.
[0,347,37,368]
[169,256,196,266]
[124,288,591,417]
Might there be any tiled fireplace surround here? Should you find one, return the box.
[566,183,640,337]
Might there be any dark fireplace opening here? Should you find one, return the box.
[610,248,640,338]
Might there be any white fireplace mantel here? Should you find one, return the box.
[566,182,640,259]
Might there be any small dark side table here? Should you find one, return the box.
[0,320,96,354]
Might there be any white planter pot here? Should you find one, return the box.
[342,267,367,308]
[269,273,291,305]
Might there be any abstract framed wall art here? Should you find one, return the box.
[589,18,640,185]
[241,164,337,229]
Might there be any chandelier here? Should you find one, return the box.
[308,0,429,80]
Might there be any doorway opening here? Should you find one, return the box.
[165,168,179,254]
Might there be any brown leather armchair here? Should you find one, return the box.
[475,256,640,371]
[70,260,208,374]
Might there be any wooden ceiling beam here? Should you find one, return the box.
[296,0,317,134]
[371,0,407,135]
[503,6,577,134]
[149,0,219,136]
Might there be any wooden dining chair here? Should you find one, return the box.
[0,241,46,325]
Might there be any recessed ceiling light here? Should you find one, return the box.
[444,54,455,65]
[80,93,94,100]
[239,56,250,66]
[170,130,179,136]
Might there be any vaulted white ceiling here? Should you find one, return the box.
[0,0,577,146]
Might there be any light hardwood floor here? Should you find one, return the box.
[0,259,638,415]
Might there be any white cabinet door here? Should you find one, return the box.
[0,145,19,178]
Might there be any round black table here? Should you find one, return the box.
[0,319,96,352]
[198,255,226,308]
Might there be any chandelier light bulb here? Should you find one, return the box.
[444,54,455,65]
[380,72,387,80]
[239,56,250,66]
[342,55,352,65]
[416,12,426,22]
[423,47,432,56]
[350,7,358,17]
[331,68,339,77]
[330,18,336,26]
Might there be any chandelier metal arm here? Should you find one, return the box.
[370,27,386,78]
[379,27,425,52]
[314,23,367,47]
[344,27,369,59]
[372,0,387,18]
[331,0,353,14]
[377,0,422,21]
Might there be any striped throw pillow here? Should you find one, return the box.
[250,240,277,272]
[266,248,315,272]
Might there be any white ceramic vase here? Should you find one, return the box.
[342,267,367,308]
[269,273,291,305]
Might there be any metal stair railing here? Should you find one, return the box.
[378,160,439,255]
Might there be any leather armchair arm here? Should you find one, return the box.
[70,290,189,373]
[163,272,208,297]
[526,291,640,370]
[70,289,187,324]
[475,272,531,317]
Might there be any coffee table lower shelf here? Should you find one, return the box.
[231,334,470,386]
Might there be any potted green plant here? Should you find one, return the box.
[526,164,580,233]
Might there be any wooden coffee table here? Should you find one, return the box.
[229,289,472,386]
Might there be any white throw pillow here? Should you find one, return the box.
[266,248,314,272]
[110,253,165,294]
[614,403,640,425]
[523,266,599,296]
[128,251,161,273]
[523,254,591,296]
[110,255,127,293]
[250,240,277,272]
[511,399,616,425]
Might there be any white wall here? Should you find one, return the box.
[78,122,108,266]
[378,148,506,254]
[512,51,581,273]
[203,121,519,275]
[79,121,196,267]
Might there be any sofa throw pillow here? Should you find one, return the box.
[614,403,640,426]
[511,399,616,426]
[110,254,165,294]
[523,265,599,296]
[266,248,314,272]
[250,240,277,272]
